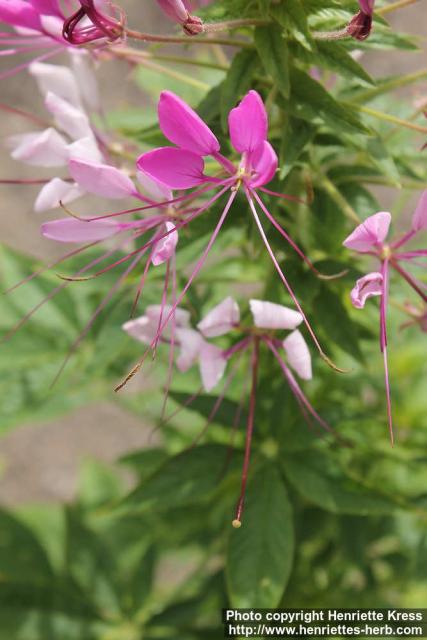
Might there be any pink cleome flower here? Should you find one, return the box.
[343,191,427,444]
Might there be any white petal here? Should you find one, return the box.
[197,296,240,338]
[122,316,157,345]
[69,49,100,111]
[67,136,103,164]
[29,61,82,107]
[34,178,84,212]
[7,128,68,167]
[45,92,92,140]
[282,330,312,380]
[137,170,172,202]
[249,299,303,330]
[199,342,227,392]
[175,327,204,372]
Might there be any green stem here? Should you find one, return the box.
[319,175,360,224]
[124,27,252,48]
[350,103,427,134]
[114,47,228,71]
[352,68,427,104]
[203,18,270,32]
[335,175,426,190]
[377,0,420,15]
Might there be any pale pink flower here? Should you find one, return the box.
[343,191,427,444]
[62,0,124,45]
[125,296,335,525]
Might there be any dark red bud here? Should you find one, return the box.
[347,10,373,41]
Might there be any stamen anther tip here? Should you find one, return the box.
[232,519,242,529]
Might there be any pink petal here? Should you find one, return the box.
[282,329,312,381]
[411,190,427,232]
[249,299,303,330]
[359,0,375,14]
[7,128,68,167]
[175,327,204,372]
[343,211,391,253]
[152,222,179,266]
[68,159,137,199]
[137,147,207,190]
[350,271,383,309]
[156,0,189,23]
[158,91,220,156]
[0,0,41,30]
[30,0,63,15]
[41,216,121,243]
[45,91,92,140]
[228,90,268,154]
[197,296,240,337]
[67,136,103,164]
[199,342,226,392]
[29,61,81,106]
[145,305,190,328]
[39,14,64,38]
[34,178,83,212]
[122,316,158,345]
[249,140,278,188]
[136,170,172,202]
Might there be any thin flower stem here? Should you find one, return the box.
[312,28,350,41]
[379,260,394,447]
[136,57,210,91]
[124,28,253,48]
[319,176,360,224]
[203,18,269,32]
[125,50,228,72]
[351,103,427,134]
[233,338,260,528]
[353,68,427,104]
[377,0,420,15]
[392,261,427,301]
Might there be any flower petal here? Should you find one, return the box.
[175,327,204,372]
[145,305,190,328]
[359,0,375,14]
[0,0,41,29]
[7,128,68,167]
[45,91,93,140]
[69,50,100,111]
[29,61,81,106]
[411,189,427,232]
[152,222,179,266]
[41,217,121,243]
[136,170,172,203]
[249,299,303,330]
[350,272,383,309]
[249,140,278,188]
[68,159,137,199]
[158,91,220,156]
[197,296,240,337]
[228,90,268,154]
[156,0,189,23]
[199,342,226,392]
[282,329,312,380]
[343,211,391,253]
[67,136,103,164]
[34,178,83,212]
[137,147,207,190]
[122,316,157,345]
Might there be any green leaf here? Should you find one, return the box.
[0,510,53,580]
[270,0,314,52]
[220,50,258,131]
[315,41,375,86]
[227,465,294,607]
[169,391,247,428]
[283,453,397,515]
[121,444,235,514]
[280,117,316,177]
[254,25,290,98]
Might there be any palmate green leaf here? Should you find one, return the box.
[314,41,375,86]
[282,453,397,515]
[270,0,314,52]
[254,25,290,99]
[227,465,294,607]
[169,391,248,428]
[279,68,370,135]
[121,444,235,514]
[280,116,316,177]
[220,49,259,131]
[0,510,53,580]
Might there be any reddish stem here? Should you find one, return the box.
[233,337,260,528]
